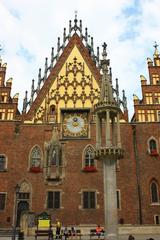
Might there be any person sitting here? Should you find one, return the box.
[96,225,103,238]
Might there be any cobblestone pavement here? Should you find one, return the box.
[0,235,160,240]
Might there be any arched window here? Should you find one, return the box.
[151,181,159,203]
[150,139,157,151]
[84,146,95,167]
[82,146,97,172]
[50,105,55,115]
[30,146,41,168]
[149,138,158,155]
[0,155,6,171]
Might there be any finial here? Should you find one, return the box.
[122,90,127,110]
[69,20,72,34]
[51,47,54,68]
[102,42,107,60]
[22,91,28,113]
[80,20,82,32]
[153,41,159,58]
[57,37,60,52]
[74,10,78,20]
[37,68,41,91]
[109,67,112,83]
[85,28,88,44]
[30,79,35,104]
[116,78,120,105]
[116,78,119,95]
[91,37,94,50]
[154,41,158,50]
[44,57,48,81]
[74,10,78,31]
[97,47,100,66]
[63,28,66,43]
[101,42,109,72]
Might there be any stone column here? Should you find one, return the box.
[116,114,121,148]
[96,113,101,148]
[111,117,116,146]
[103,159,118,240]
[106,110,111,147]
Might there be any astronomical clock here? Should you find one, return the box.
[62,110,89,138]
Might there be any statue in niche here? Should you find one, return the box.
[45,128,62,180]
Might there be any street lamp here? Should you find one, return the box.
[12,184,20,240]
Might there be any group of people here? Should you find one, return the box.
[55,221,77,240]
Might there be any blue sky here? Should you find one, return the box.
[1,0,160,119]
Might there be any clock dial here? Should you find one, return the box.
[63,112,88,138]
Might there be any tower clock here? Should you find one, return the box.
[62,110,89,138]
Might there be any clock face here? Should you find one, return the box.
[63,112,88,138]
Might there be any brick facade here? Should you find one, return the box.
[1,21,160,229]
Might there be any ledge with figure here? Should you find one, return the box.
[44,128,65,182]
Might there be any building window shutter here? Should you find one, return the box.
[48,191,53,208]
[90,192,95,208]
[83,192,88,208]
[54,192,60,209]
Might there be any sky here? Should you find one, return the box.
[1,0,160,119]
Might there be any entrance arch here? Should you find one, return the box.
[16,201,29,227]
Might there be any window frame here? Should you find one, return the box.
[82,145,96,168]
[29,145,42,169]
[154,215,160,224]
[150,181,159,204]
[0,154,7,171]
[0,192,7,211]
[116,189,121,210]
[147,137,158,155]
[81,190,97,209]
[47,191,61,209]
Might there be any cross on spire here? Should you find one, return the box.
[74,10,78,20]
[154,41,159,50]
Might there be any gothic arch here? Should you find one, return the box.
[82,144,96,168]
[28,145,43,169]
[147,136,158,154]
[150,179,159,203]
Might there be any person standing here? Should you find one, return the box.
[56,220,61,239]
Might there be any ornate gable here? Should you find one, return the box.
[24,33,100,124]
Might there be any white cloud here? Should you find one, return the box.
[0,0,160,119]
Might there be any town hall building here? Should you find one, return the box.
[1,16,160,232]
